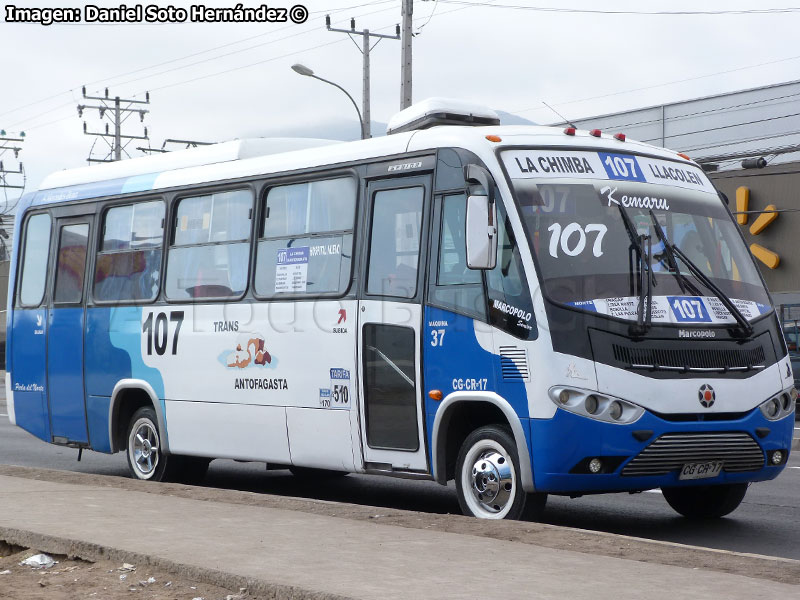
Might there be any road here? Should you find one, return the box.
[1,391,799,560]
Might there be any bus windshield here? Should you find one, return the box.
[503,150,771,324]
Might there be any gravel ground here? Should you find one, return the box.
[0,541,254,600]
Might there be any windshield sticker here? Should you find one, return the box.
[600,185,670,211]
[547,222,607,258]
[567,296,769,324]
[503,150,715,194]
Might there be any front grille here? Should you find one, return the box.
[612,344,765,372]
[499,346,529,381]
[621,432,764,476]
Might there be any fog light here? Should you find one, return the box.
[585,395,599,414]
[771,450,784,465]
[558,390,570,404]
[608,401,623,421]
[588,458,603,473]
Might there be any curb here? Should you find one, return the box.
[0,526,353,600]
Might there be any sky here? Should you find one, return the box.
[1,0,800,207]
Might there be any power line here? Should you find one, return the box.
[0,1,396,122]
[510,53,800,116]
[435,1,800,15]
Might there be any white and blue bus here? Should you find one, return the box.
[6,99,795,520]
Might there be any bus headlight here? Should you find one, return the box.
[759,389,796,421]
[549,387,644,425]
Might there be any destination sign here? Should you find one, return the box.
[502,150,716,194]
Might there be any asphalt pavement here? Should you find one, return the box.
[2,380,800,562]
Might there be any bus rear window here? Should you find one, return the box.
[19,213,52,307]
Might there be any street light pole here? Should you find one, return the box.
[291,63,366,140]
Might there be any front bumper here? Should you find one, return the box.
[528,405,793,494]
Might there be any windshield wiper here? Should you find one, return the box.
[644,209,752,337]
[670,245,754,337]
[647,209,702,297]
[609,194,652,335]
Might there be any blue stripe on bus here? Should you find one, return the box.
[32,172,162,206]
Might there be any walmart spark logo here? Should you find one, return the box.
[736,186,779,269]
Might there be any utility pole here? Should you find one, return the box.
[326,15,400,139]
[78,87,150,163]
[0,130,25,192]
[400,0,413,109]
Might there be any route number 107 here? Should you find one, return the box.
[143,311,184,356]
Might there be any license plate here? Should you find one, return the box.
[679,461,723,480]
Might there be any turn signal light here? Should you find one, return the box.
[428,390,443,401]
[485,135,502,143]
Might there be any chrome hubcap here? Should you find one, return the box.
[470,450,513,513]
[131,421,159,476]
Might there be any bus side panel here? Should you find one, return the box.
[9,308,50,441]
[84,306,166,451]
[423,306,532,452]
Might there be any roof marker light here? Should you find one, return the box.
[614,133,626,142]
[563,127,576,136]
[589,129,602,138]
[677,152,692,161]
[485,134,502,143]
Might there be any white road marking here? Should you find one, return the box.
[789,466,800,470]
[644,489,663,494]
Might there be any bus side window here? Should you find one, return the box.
[428,193,486,320]
[255,177,356,298]
[165,189,252,300]
[485,203,537,340]
[94,201,164,302]
[18,213,52,307]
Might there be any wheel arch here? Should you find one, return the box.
[431,391,534,492]
[109,380,169,454]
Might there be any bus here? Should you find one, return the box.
[6,98,795,520]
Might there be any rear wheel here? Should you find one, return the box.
[661,483,748,519]
[455,425,528,520]
[126,407,170,481]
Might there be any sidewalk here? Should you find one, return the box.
[0,470,796,599]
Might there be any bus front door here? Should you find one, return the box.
[357,176,430,473]
[46,217,92,445]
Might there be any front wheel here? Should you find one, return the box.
[661,483,748,519]
[455,425,528,520]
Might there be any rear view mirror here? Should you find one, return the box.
[466,194,497,270]
[464,164,498,270]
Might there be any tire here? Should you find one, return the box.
[289,466,349,479]
[455,425,528,520]
[126,407,171,481]
[661,483,748,519]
